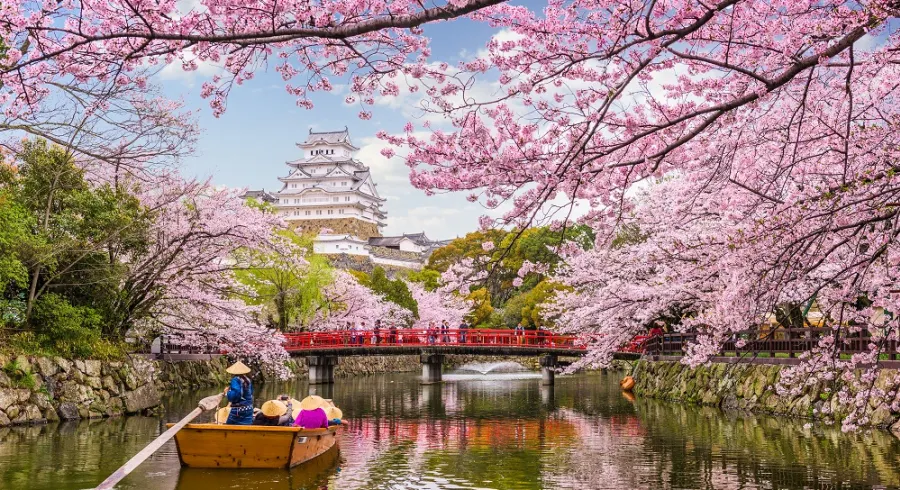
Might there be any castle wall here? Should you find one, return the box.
[288,217,381,239]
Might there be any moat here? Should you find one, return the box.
[2,371,899,489]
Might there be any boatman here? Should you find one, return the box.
[223,361,254,425]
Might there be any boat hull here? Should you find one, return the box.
[168,423,340,469]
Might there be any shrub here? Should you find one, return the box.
[3,359,36,390]
[30,293,102,358]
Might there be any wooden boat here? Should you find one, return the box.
[167,423,341,469]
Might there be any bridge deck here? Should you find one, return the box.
[283,329,600,357]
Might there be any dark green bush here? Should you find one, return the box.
[30,293,102,358]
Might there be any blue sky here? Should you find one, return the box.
[157,11,512,240]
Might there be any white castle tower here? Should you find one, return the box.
[240,127,449,269]
[274,128,386,239]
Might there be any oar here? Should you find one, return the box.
[95,393,223,490]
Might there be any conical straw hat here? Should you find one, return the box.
[261,400,288,417]
[215,406,231,424]
[299,395,326,411]
[226,361,251,375]
[325,406,342,420]
[289,398,302,420]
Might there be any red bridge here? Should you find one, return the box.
[282,328,600,357]
[281,329,645,385]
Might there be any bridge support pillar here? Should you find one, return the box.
[307,355,339,384]
[540,354,558,386]
[420,353,444,384]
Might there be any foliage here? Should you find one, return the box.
[465,288,495,327]
[518,280,568,328]
[356,267,419,319]
[10,0,900,426]
[29,293,102,358]
[430,226,592,310]
[235,230,334,331]
[3,359,36,390]
[405,268,441,292]
[312,270,413,328]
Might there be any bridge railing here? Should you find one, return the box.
[642,327,900,359]
[282,329,585,351]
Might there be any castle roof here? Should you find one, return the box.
[297,127,358,150]
[239,189,277,203]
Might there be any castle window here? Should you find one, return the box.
[339,209,344,214]
[327,210,333,215]
[305,210,311,216]
[291,184,296,188]
[341,181,347,186]
[333,197,339,202]
[345,196,350,201]
[316,210,322,215]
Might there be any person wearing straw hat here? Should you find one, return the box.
[325,405,343,426]
[253,399,294,426]
[293,395,329,429]
[222,361,254,425]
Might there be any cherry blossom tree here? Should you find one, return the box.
[311,270,412,329]
[408,281,470,329]
[8,0,900,424]
[118,174,291,374]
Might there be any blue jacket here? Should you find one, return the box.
[226,375,253,408]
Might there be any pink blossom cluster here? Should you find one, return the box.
[126,173,291,376]
[310,270,413,329]
[408,282,470,329]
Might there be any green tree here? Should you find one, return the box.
[0,139,151,351]
[405,268,441,291]
[357,267,419,319]
[6,140,149,323]
[235,230,334,331]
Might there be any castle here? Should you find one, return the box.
[244,128,448,269]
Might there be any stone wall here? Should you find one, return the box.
[633,360,900,431]
[369,246,422,262]
[324,253,420,275]
[0,352,550,428]
[0,354,161,427]
[290,217,380,239]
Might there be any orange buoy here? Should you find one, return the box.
[620,376,635,392]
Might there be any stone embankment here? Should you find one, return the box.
[0,353,547,427]
[633,360,900,432]
[0,354,161,427]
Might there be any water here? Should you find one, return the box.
[2,371,900,489]
[451,361,531,375]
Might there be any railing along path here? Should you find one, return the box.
[282,329,584,351]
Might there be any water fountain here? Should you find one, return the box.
[451,361,530,375]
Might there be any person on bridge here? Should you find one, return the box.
[374,319,382,345]
[427,321,437,345]
[441,320,451,343]
[359,321,368,345]
[388,321,398,344]
[515,322,525,345]
[458,320,468,343]
[223,361,254,425]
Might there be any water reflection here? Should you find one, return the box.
[2,372,900,489]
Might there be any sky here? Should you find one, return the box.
[156,7,518,241]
